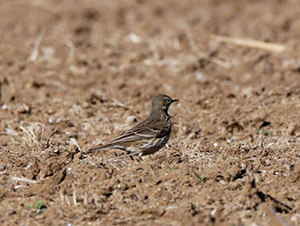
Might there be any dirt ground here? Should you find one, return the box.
[0,0,299,225]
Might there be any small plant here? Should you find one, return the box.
[263,131,273,136]
[80,160,87,164]
[36,200,43,210]
[167,165,179,171]
[200,176,207,183]
[28,200,46,215]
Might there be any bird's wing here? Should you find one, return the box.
[86,117,170,154]
[110,117,170,143]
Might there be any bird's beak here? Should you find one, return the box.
[171,99,179,103]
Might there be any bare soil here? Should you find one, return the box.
[0,0,299,225]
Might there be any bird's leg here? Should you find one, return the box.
[129,153,143,162]
[109,149,143,162]
[130,155,134,161]
[125,149,135,161]
[127,150,144,162]
[138,153,144,161]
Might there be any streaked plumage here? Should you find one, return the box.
[86,94,178,156]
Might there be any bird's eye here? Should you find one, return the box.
[166,98,171,103]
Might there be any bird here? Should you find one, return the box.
[86,94,178,157]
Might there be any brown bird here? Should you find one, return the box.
[86,94,178,156]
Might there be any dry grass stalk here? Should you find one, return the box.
[92,193,99,206]
[65,196,71,207]
[5,125,18,136]
[109,163,120,171]
[211,35,286,52]
[84,191,87,205]
[11,176,37,184]
[60,190,65,205]
[29,28,46,62]
[46,124,59,148]
[207,57,231,68]
[73,184,77,206]
[184,25,199,52]
[65,39,75,63]
[70,138,81,151]
[20,125,39,144]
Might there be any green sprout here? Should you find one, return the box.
[36,200,43,210]
[167,165,179,171]
[263,131,273,136]
[200,176,207,183]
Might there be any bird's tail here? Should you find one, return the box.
[85,143,114,154]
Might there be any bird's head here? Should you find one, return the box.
[150,94,179,115]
